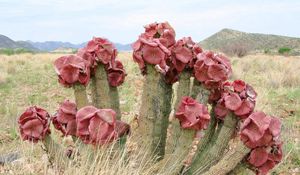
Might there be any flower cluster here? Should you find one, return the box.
[76,106,130,145]
[54,55,91,87]
[54,37,126,87]
[77,37,116,67]
[52,100,77,136]
[175,96,210,130]
[171,37,202,72]
[78,37,126,87]
[132,22,176,74]
[164,37,202,84]
[194,51,232,89]
[248,143,283,175]
[213,80,257,119]
[18,106,51,143]
[240,112,282,175]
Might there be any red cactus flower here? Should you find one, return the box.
[144,22,176,48]
[213,80,257,119]
[85,37,116,65]
[132,36,170,73]
[248,143,283,175]
[76,106,130,145]
[115,120,131,137]
[106,60,126,87]
[240,112,281,148]
[76,106,117,145]
[18,106,50,143]
[194,51,232,89]
[171,37,202,72]
[175,96,210,130]
[52,100,77,136]
[214,102,229,119]
[224,93,242,111]
[54,55,91,87]
[165,65,179,84]
[232,79,246,92]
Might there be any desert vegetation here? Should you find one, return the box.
[0,22,299,175]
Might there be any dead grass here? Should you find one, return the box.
[0,53,299,174]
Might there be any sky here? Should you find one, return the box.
[0,0,299,44]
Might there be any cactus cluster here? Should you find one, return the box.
[18,22,283,175]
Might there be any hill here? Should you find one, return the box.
[0,35,37,50]
[200,28,300,51]
[29,41,132,52]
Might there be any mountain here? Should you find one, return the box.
[28,41,132,52]
[0,34,37,50]
[200,28,300,51]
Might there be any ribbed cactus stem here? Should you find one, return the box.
[43,135,69,166]
[73,83,89,109]
[188,112,238,174]
[109,86,122,120]
[202,140,250,175]
[135,64,172,159]
[166,70,191,154]
[92,64,121,119]
[90,76,98,106]
[94,64,111,109]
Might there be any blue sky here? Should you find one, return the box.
[0,0,299,44]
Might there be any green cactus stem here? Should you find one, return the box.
[165,70,192,154]
[188,112,238,174]
[92,64,121,119]
[135,64,172,160]
[202,139,250,175]
[109,86,122,120]
[73,83,89,109]
[43,135,70,167]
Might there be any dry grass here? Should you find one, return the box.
[0,53,299,174]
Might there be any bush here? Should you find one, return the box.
[278,47,291,55]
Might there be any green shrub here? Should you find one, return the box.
[278,47,291,55]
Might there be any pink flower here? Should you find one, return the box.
[18,106,50,143]
[248,143,283,175]
[54,55,91,87]
[85,37,116,65]
[213,80,257,119]
[115,120,131,137]
[106,60,126,87]
[175,96,210,130]
[144,22,176,48]
[240,112,281,148]
[76,106,130,145]
[232,79,246,92]
[76,106,117,145]
[52,100,77,136]
[171,37,202,72]
[194,51,232,89]
[132,36,170,73]
[132,22,176,74]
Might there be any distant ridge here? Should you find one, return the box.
[0,34,132,52]
[200,28,300,51]
[28,41,132,52]
[0,34,37,50]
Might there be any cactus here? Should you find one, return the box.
[17,22,284,175]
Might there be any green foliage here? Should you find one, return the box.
[278,47,291,54]
[0,48,34,55]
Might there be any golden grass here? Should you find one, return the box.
[0,53,299,174]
